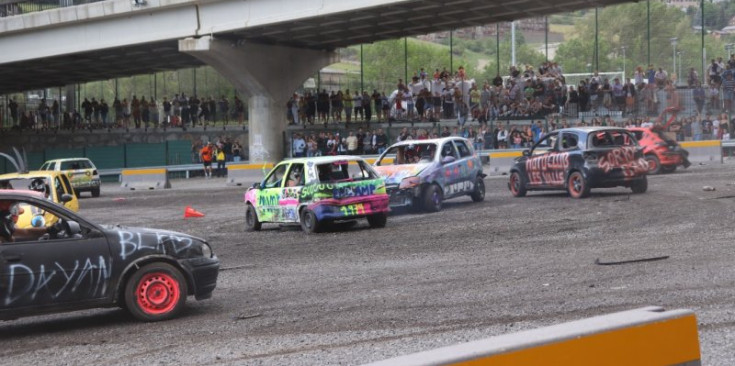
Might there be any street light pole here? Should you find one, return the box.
[670,37,678,84]
[621,46,627,82]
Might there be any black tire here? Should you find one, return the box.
[91,187,101,197]
[422,184,443,212]
[245,204,261,231]
[631,175,648,194]
[508,171,527,197]
[567,171,590,198]
[124,263,188,322]
[661,165,677,173]
[470,176,485,202]
[645,154,661,175]
[367,212,387,228]
[300,209,321,233]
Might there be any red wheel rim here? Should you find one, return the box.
[647,158,657,172]
[136,272,180,315]
[569,173,582,195]
[510,174,519,194]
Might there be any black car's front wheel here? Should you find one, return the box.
[509,171,527,197]
[125,263,188,322]
[470,176,485,202]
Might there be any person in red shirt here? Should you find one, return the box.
[200,142,214,178]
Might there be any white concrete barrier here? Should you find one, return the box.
[486,149,524,176]
[680,140,722,164]
[226,163,273,186]
[121,168,171,190]
[364,306,700,366]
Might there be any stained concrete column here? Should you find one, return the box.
[180,36,337,162]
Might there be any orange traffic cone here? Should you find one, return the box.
[184,206,205,218]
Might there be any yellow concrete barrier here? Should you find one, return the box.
[487,150,524,176]
[680,140,722,164]
[364,306,700,366]
[226,163,273,186]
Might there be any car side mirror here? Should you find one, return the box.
[251,182,260,189]
[522,150,531,157]
[61,193,73,203]
[441,156,456,164]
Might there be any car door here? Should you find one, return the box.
[0,199,112,311]
[452,139,477,194]
[281,163,305,223]
[256,163,289,222]
[525,132,561,187]
[439,141,463,198]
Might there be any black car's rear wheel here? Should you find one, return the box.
[567,171,590,198]
[125,263,188,322]
[470,176,485,202]
[367,212,387,228]
[91,187,100,197]
[509,172,527,197]
[631,175,648,194]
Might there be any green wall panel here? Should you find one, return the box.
[125,143,166,168]
[167,140,193,165]
[86,146,125,170]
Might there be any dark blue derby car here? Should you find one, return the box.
[508,127,649,198]
[0,190,219,322]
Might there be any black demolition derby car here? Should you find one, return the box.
[508,127,649,198]
[0,190,219,322]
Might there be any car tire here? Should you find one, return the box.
[509,171,527,197]
[422,184,443,212]
[645,154,661,175]
[245,204,261,231]
[91,187,101,197]
[631,175,648,194]
[367,212,387,228]
[470,176,485,202]
[661,165,677,173]
[124,262,188,322]
[567,171,590,198]
[300,209,321,233]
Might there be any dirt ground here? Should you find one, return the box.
[2,162,735,365]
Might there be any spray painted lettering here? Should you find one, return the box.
[118,230,194,260]
[4,256,111,306]
[333,184,376,199]
[526,152,570,185]
[598,147,648,178]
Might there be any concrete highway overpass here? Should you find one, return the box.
[0,0,635,161]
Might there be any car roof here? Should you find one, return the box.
[555,127,631,135]
[43,158,93,163]
[387,137,469,147]
[279,155,368,165]
[0,170,66,180]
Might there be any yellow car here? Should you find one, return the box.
[40,158,101,197]
[0,171,79,228]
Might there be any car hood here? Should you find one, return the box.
[373,163,431,185]
[100,224,207,259]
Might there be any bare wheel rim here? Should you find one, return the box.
[510,174,520,193]
[646,157,658,172]
[136,272,180,315]
[570,173,583,194]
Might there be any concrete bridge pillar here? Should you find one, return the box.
[180,36,337,163]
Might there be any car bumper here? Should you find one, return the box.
[73,179,101,190]
[586,167,646,187]
[310,195,390,221]
[181,256,220,300]
[385,186,421,208]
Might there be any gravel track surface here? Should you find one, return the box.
[2,162,735,365]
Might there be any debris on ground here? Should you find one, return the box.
[703,186,716,191]
[595,256,669,265]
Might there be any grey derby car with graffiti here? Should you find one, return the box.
[508,127,648,198]
[0,190,219,322]
[373,137,485,212]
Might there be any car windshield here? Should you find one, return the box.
[316,160,377,183]
[61,160,90,170]
[588,130,637,148]
[378,143,436,165]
